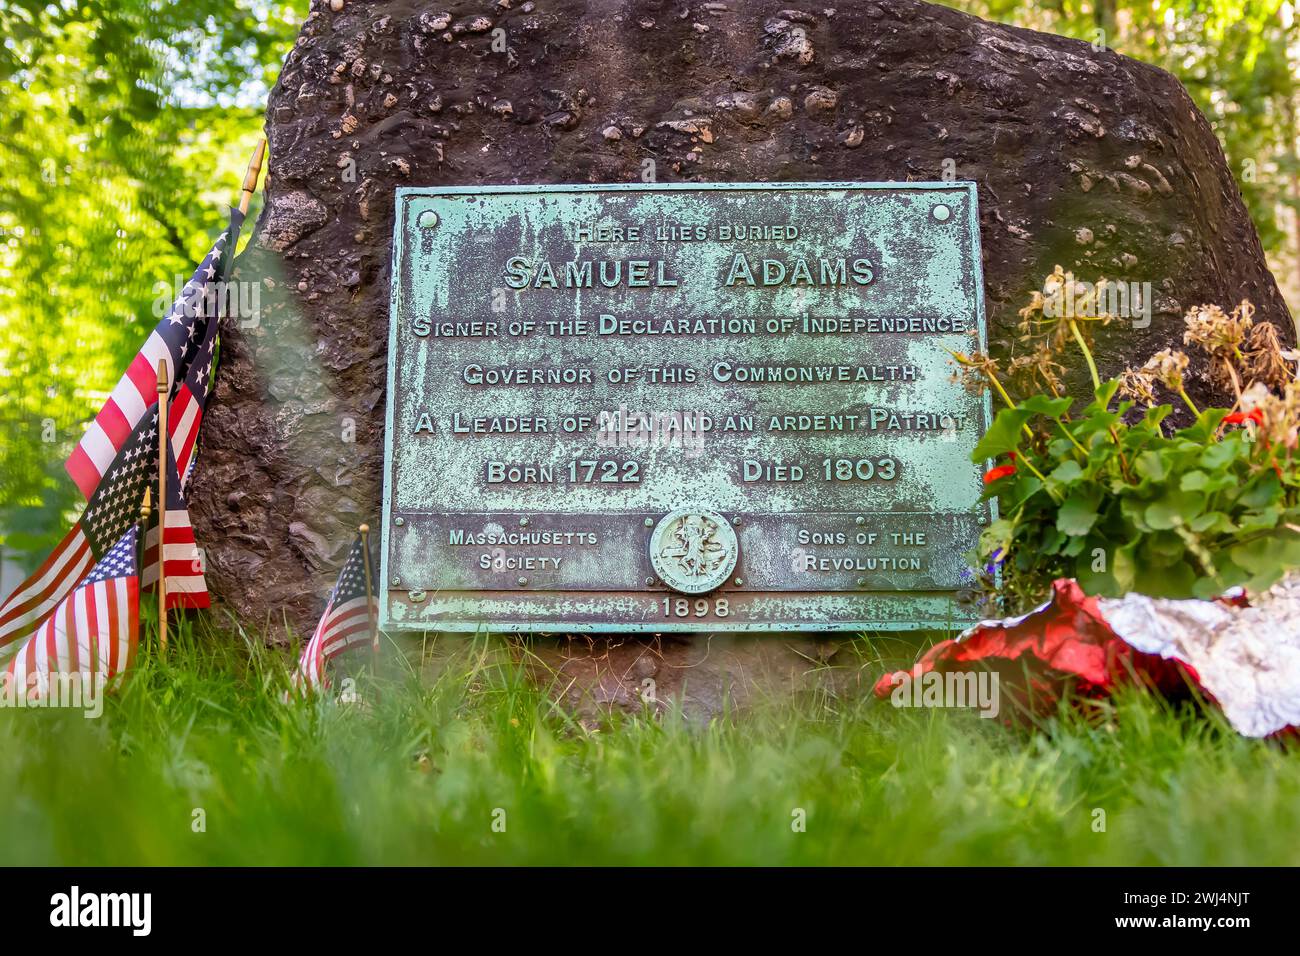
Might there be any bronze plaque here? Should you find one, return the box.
[380,183,992,632]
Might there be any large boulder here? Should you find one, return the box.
[194,0,1291,645]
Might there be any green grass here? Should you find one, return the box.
[1,609,1297,866]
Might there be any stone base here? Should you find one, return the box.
[402,631,929,722]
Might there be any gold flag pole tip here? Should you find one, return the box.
[238,139,268,215]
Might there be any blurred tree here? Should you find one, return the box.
[0,0,298,572]
[946,0,1300,308]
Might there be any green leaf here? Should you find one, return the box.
[1142,405,1173,430]
[1057,491,1102,536]
[1229,530,1300,578]
[1191,576,1227,600]
[1078,539,1137,596]
[1180,469,1236,494]
[1143,530,1187,564]
[1144,490,1206,530]
[1179,408,1230,443]
[971,407,1033,461]
[1201,440,1243,471]
[1132,560,1196,597]
[1237,506,1281,534]
[1093,379,1120,408]
[1112,540,1139,592]
[1048,437,1077,459]
[1190,511,1234,534]
[1019,394,1075,419]
[1049,460,1085,486]
[1240,473,1282,509]
[1135,450,1168,482]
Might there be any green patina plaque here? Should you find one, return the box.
[380,182,992,633]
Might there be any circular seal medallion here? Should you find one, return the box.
[648,508,738,595]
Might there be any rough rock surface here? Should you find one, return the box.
[194,0,1292,700]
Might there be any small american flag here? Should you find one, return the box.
[0,408,159,658]
[142,439,209,609]
[65,207,245,501]
[5,525,139,692]
[2,210,240,650]
[293,532,378,692]
[168,250,224,489]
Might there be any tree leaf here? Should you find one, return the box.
[1057,491,1101,536]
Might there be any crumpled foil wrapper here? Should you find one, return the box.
[875,576,1300,738]
[1100,576,1300,738]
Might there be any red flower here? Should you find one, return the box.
[1223,408,1263,426]
[983,464,1017,484]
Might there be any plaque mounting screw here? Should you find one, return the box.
[932,204,951,222]
[977,515,988,526]
[519,516,529,526]
[391,577,401,587]
[732,516,741,525]
[644,518,654,527]
[646,576,656,586]
[856,576,867,587]
[517,576,528,586]
[416,209,440,229]
[855,516,865,526]
[394,516,405,526]
[734,577,743,587]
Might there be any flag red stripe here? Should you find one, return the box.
[0,525,92,649]
[141,504,208,610]
[65,447,101,500]
[125,352,159,408]
[46,601,65,673]
[169,386,199,462]
[320,604,371,642]
[83,581,99,674]
[127,577,139,672]
[105,578,119,675]
[68,350,162,499]
[64,592,78,673]
[0,524,88,626]
[321,603,371,633]
[321,621,372,656]
[166,591,210,610]
[95,397,132,450]
[5,564,139,693]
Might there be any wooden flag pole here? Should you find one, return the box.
[239,139,267,216]
[156,359,169,649]
[359,524,379,656]
[138,486,152,670]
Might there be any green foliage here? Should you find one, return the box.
[0,617,1296,865]
[979,386,1300,606]
[0,0,298,569]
